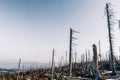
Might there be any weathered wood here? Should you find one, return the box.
[93,44,105,80]
[51,49,54,80]
[69,28,72,77]
[17,58,21,80]
[106,3,116,75]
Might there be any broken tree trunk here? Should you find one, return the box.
[93,44,105,80]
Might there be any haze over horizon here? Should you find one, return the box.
[0,0,120,65]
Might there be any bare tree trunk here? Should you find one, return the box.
[93,44,104,80]
[17,58,21,80]
[51,49,55,80]
[106,3,116,75]
[69,28,72,77]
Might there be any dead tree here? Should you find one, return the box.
[93,44,105,80]
[51,49,55,80]
[69,28,79,77]
[106,3,116,75]
[86,49,88,70]
[98,41,102,64]
[17,58,21,80]
[88,50,90,62]
[69,28,72,77]
[81,54,85,63]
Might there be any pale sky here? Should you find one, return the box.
[0,0,120,64]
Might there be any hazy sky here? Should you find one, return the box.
[0,0,120,64]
